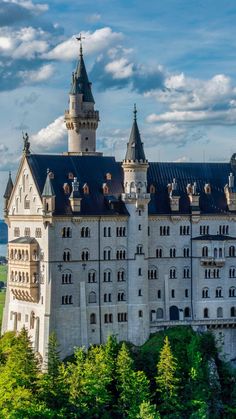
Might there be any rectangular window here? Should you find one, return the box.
[118,313,127,322]
[171,289,175,298]
[35,228,42,238]
[14,227,20,237]
[24,228,30,237]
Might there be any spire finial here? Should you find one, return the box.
[76,33,85,56]
[133,103,137,121]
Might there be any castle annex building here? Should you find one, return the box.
[3,44,236,362]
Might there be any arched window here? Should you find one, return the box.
[156,248,163,258]
[81,249,89,261]
[104,270,112,282]
[170,248,176,258]
[231,307,236,317]
[88,292,96,304]
[202,288,209,298]
[81,227,90,238]
[83,183,89,194]
[229,287,236,297]
[229,267,236,278]
[183,267,190,279]
[104,248,112,260]
[156,308,164,319]
[63,250,71,262]
[202,246,208,257]
[136,245,143,254]
[169,268,176,279]
[148,267,158,279]
[214,248,218,258]
[118,292,126,302]
[183,247,190,258]
[116,249,126,260]
[90,313,96,324]
[217,307,223,318]
[229,246,235,257]
[30,311,35,329]
[204,308,209,318]
[117,270,125,282]
[184,307,191,318]
[88,270,96,283]
[216,287,222,298]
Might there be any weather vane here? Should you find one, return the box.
[133,103,137,121]
[76,33,85,55]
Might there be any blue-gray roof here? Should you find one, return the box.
[125,119,146,162]
[26,154,235,216]
[70,53,94,103]
[4,172,13,199]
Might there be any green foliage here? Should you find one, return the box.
[155,336,180,414]
[0,327,235,418]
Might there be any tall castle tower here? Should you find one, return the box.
[64,40,100,155]
[122,106,150,345]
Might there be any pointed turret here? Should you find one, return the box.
[70,45,94,103]
[42,169,55,214]
[3,171,13,217]
[124,105,146,162]
[65,37,100,155]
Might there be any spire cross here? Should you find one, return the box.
[76,33,85,56]
[133,103,137,121]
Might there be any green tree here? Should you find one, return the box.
[116,342,151,419]
[38,333,69,415]
[67,345,113,417]
[137,401,161,419]
[0,328,51,418]
[155,336,180,414]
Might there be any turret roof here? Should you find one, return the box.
[70,47,95,103]
[42,170,55,197]
[4,172,13,199]
[124,106,146,162]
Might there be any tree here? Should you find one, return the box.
[116,343,151,419]
[137,401,161,419]
[155,336,180,414]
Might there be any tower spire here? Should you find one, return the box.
[124,106,146,162]
[65,34,100,155]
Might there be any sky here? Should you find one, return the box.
[1,0,236,214]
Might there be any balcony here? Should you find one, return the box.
[200,257,225,267]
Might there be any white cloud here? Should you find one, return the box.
[146,73,236,126]
[3,0,48,13]
[31,116,67,151]
[105,58,133,79]
[19,63,54,82]
[43,27,123,61]
[0,26,50,59]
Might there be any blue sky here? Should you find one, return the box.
[1,0,236,213]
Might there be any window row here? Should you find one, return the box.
[156,248,190,258]
[202,287,236,298]
[203,307,236,318]
[9,249,38,261]
[13,227,42,238]
[88,291,126,304]
[204,269,220,279]
[61,295,73,305]
[10,271,38,284]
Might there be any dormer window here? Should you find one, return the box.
[103,183,109,194]
[106,173,112,180]
[83,183,89,194]
[68,172,74,180]
[63,183,70,194]
[149,184,155,194]
[204,183,211,194]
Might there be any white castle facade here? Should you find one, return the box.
[2,45,236,362]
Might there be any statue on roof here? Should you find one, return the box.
[23,132,30,155]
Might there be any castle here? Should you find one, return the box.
[2,42,236,362]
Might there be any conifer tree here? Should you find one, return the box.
[116,342,151,418]
[155,335,180,414]
[137,401,161,419]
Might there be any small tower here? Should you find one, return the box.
[3,171,13,217]
[122,106,150,346]
[42,170,55,215]
[169,178,180,212]
[64,38,100,155]
[69,177,82,212]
